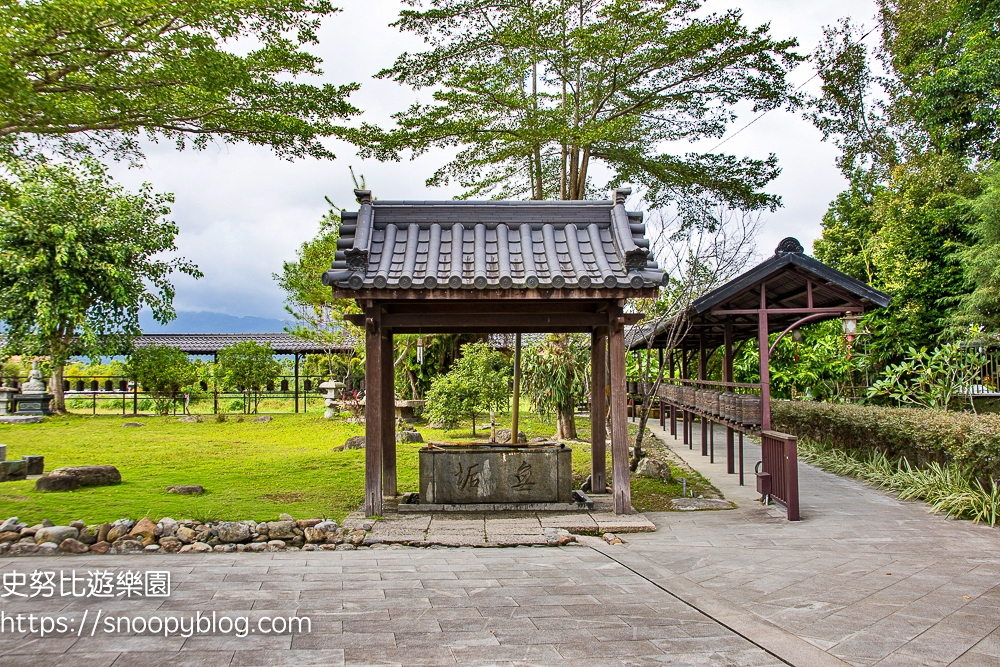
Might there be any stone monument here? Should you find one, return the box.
[0,385,15,415]
[13,362,54,415]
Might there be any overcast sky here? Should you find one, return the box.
[109,0,879,321]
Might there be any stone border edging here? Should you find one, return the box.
[581,537,852,667]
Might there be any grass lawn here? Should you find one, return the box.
[0,412,715,525]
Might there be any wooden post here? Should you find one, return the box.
[759,285,772,431]
[364,306,383,516]
[681,349,689,446]
[511,333,522,445]
[785,434,800,521]
[699,336,707,457]
[382,328,396,498]
[609,308,631,514]
[724,323,735,474]
[591,328,607,494]
[658,347,665,428]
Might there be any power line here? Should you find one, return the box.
[708,25,879,153]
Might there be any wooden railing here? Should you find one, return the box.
[759,431,800,521]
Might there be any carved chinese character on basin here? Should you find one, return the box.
[419,443,572,505]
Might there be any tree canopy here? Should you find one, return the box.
[363,0,801,226]
[216,340,282,413]
[125,344,197,415]
[0,0,361,162]
[0,157,200,410]
[424,342,510,434]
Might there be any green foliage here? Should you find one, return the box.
[366,0,800,224]
[216,341,282,414]
[771,399,1000,480]
[957,165,1000,330]
[813,155,978,362]
[521,334,589,439]
[125,345,197,415]
[735,320,867,402]
[0,0,361,162]
[0,157,200,409]
[274,202,360,373]
[799,440,1000,527]
[424,342,510,434]
[868,343,985,410]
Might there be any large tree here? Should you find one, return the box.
[0,158,200,411]
[363,0,801,224]
[0,0,361,162]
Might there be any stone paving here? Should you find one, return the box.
[1,421,999,666]
[630,420,1000,667]
[0,546,786,666]
[362,500,656,548]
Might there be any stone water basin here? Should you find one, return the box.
[419,443,573,504]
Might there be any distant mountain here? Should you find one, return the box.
[140,311,288,334]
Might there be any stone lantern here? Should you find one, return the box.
[319,380,345,419]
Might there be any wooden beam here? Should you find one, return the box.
[364,306,383,516]
[331,287,658,301]
[608,308,631,514]
[710,307,859,316]
[382,313,608,329]
[381,328,396,498]
[591,328,607,494]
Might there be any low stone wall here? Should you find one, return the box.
[0,514,371,556]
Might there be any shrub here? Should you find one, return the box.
[772,400,1000,480]
[799,440,1000,526]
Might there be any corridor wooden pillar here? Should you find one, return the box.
[668,350,676,437]
[681,349,689,446]
[724,323,735,474]
[609,308,631,514]
[699,336,708,457]
[658,348,665,428]
[591,328,607,494]
[758,284,772,431]
[364,304,384,516]
[381,328,396,498]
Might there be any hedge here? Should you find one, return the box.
[771,401,1000,480]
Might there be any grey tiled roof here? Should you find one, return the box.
[322,189,665,292]
[133,333,355,355]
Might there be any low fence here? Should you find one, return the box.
[759,431,800,521]
[0,375,365,415]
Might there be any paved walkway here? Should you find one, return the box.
[632,420,1000,667]
[1,421,999,666]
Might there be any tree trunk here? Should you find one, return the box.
[556,403,577,440]
[49,364,66,414]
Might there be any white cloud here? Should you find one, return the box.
[108,0,878,319]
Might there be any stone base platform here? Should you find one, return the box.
[350,493,656,548]
[0,415,43,424]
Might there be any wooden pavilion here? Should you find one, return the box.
[324,188,664,516]
[630,237,891,519]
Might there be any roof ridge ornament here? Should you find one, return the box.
[354,189,372,205]
[613,186,631,206]
[775,237,804,256]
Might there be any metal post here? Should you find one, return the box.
[739,432,744,486]
[511,333,521,444]
[294,354,300,414]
